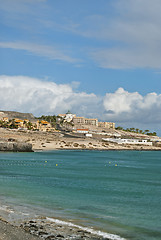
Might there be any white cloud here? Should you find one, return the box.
[103,88,161,124]
[0,41,78,63]
[0,76,161,128]
[0,75,101,117]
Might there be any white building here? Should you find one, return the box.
[58,111,76,123]
[77,129,89,134]
[102,138,153,146]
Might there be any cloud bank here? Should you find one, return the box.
[103,88,161,124]
[0,76,161,128]
[0,75,101,117]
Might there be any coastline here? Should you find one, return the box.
[0,128,161,152]
[0,203,126,240]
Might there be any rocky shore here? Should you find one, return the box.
[0,142,33,152]
[0,216,125,240]
[20,218,112,240]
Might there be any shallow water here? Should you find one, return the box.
[0,150,161,239]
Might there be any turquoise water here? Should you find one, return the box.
[0,150,161,239]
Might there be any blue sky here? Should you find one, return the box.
[0,0,161,134]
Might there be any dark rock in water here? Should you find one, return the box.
[45,235,56,240]
[38,231,48,236]
[29,220,36,224]
[0,142,33,152]
[56,234,64,238]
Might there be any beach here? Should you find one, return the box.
[0,217,117,240]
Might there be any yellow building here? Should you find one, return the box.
[2,117,9,122]
[98,122,115,129]
[73,117,98,126]
[14,119,24,127]
[37,120,53,132]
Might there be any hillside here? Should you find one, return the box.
[0,110,35,120]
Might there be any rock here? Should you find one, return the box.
[45,235,56,240]
[38,231,48,236]
[56,234,64,238]
[0,142,33,152]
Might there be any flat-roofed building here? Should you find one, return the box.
[73,117,98,126]
[84,118,98,126]
[73,117,85,125]
[98,122,115,129]
[76,129,89,133]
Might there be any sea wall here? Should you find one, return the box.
[0,142,33,152]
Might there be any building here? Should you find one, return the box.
[2,117,9,122]
[14,119,24,127]
[73,117,85,125]
[58,111,76,123]
[73,117,98,126]
[98,122,115,129]
[102,138,152,145]
[37,120,52,132]
[76,129,89,133]
[84,118,98,126]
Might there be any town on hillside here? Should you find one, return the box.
[0,110,161,150]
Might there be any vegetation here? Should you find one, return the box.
[115,126,157,136]
[0,119,35,130]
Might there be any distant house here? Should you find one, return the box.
[37,120,53,132]
[2,117,9,122]
[76,129,89,134]
[14,119,24,127]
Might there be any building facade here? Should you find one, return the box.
[98,122,115,129]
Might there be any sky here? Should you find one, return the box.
[0,0,161,134]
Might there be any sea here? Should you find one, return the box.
[0,150,161,240]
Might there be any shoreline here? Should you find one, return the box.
[0,128,161,152]
[0,203,126,240]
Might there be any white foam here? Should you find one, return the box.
[0,205,14,213]
[46,217,126,240]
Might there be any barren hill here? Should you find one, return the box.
[0,110,35,120]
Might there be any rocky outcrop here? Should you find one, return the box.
[0,142,33,152]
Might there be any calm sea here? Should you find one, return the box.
[0,150,161,240]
